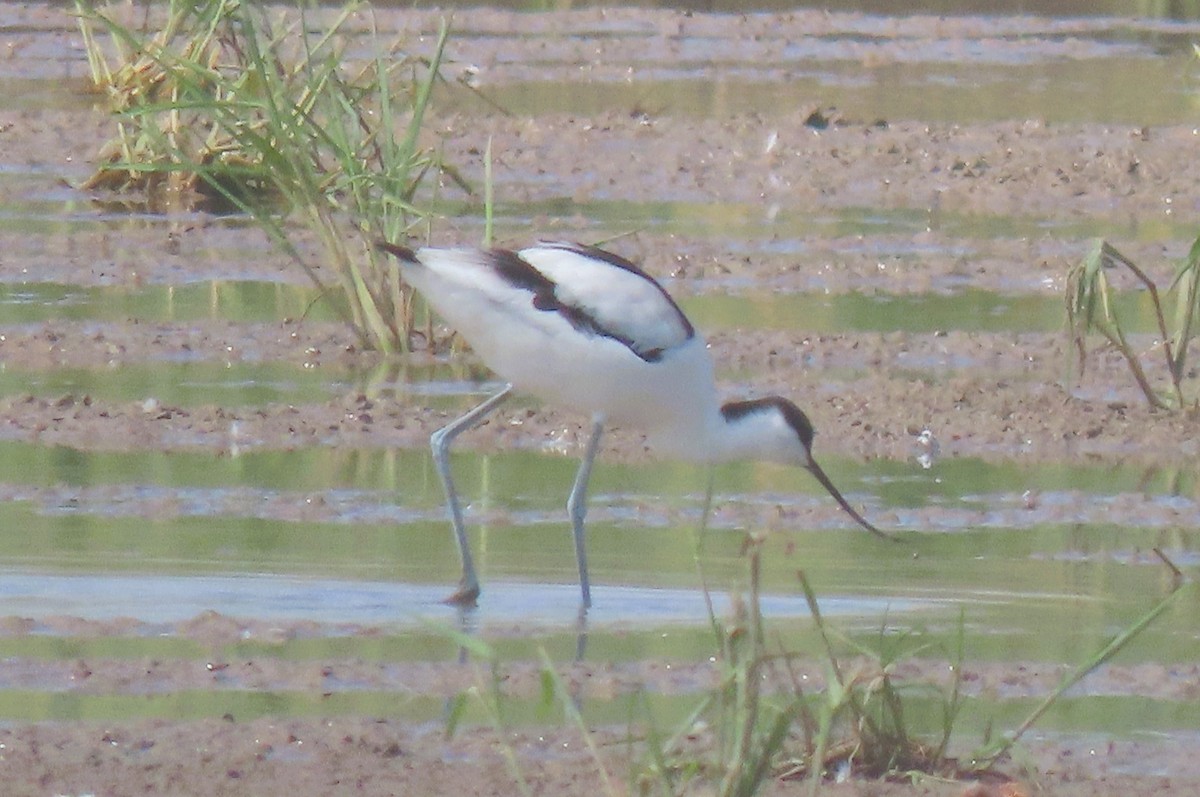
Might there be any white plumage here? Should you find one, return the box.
[379,240,888,608]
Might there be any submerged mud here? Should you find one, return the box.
[0,3,1198,795]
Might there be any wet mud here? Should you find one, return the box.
[0,3,1198,795]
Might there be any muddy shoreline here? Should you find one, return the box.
[1,3,1199,795]
[1,322,1197,468]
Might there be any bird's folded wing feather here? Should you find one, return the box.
[517,242,694,361]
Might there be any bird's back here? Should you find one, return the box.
[383,242,717,432]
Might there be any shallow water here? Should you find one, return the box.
[0,570,908,628]
[1,6,1197,769]
[0,281,336,323]
[453,55,1200,126]
[0,437,1194,662]
[0,278,1174,336]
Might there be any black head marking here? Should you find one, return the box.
[720,397,815,450]
[722,396,892,542]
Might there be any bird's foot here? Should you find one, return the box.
[442,582,480,607]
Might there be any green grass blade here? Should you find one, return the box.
[536,649,620,797]
[1167,234,1200,385]
[975,551,1188,769]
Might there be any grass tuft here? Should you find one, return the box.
[1066,237,1200,409]
[425,543,1186,795]
[74,0,463,352]
[632,541,1188,794]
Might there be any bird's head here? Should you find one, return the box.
[719,397,894,542]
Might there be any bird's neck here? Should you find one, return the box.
[647,401,799,465]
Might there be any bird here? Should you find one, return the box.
[377,240,891,608]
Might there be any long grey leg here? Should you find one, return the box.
[430,384,513,605]
[566,416,604,609]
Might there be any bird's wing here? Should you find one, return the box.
[516,241,694,362]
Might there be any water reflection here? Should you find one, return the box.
[0,571,911,628]
[0,436,1194,666]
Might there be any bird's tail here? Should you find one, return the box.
[375,240,418,264]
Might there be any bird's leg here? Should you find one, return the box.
[430,384,513,605]
[566,416,604,610]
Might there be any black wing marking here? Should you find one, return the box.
[536,241,695,342]
[492,244,692,363]
[378,240,694,364]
